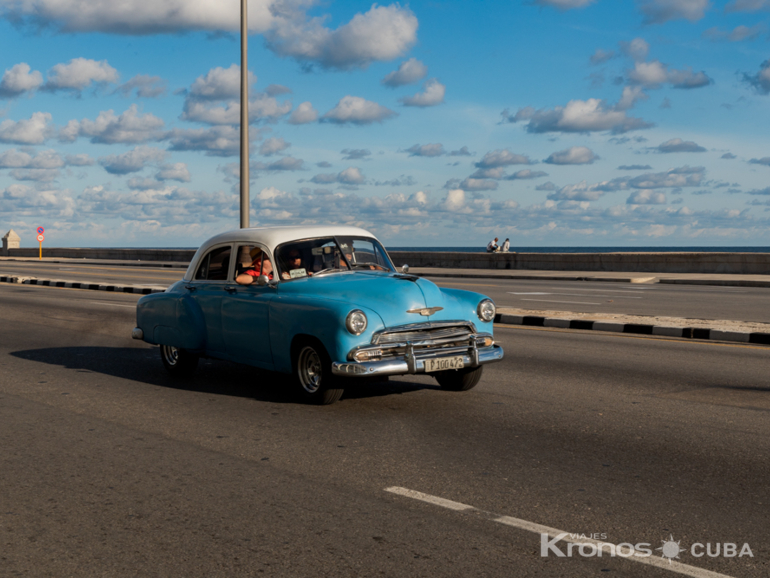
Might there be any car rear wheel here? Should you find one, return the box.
[435,366,483,391]
[293,342,344,405]
[160,344,199,376]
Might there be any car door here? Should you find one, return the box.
[185,243,232,355]
[221,243,276,368]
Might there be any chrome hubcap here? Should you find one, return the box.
[161,345,179,366]
[298,346,323,393]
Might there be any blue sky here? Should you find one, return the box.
[1,0,770,248]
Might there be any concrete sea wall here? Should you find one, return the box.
[6,247,770,274]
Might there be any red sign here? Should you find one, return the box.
[37,226,44,235]
[37,234,45,242]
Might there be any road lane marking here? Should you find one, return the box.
[385,487,735,578]
[90,301,137,308]
[520,299,602,305]
[509,292,642,299]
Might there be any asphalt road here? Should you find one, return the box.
[1,283,768,577]
[3,260,770,322]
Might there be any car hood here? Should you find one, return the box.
[280,271,482,329]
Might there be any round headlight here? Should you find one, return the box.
[346,309,368,335]
[477,299,495,322]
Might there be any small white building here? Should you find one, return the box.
[2,230,20,256]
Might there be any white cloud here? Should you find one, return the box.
[450,146,471,156]
[265,3,418,70]
[638,0,709,25]
[619,38,650,61]
[382,58,428,87]
[400,78,446,107]
[628,166,704,188]
[61,105,165,144]
[627,190,667,204]
[310,167,365,185]
[188,64,252,101]
[0,112,54,144]
[182,95,292,125]
[168,126,245,157]
[532,0,596,9]
[545,146,599,164]
[505,98,653,133]
[628,60,668,86]
[1,183,76,217]
[547,181,607,201]
[341,149,371,160]
[156,162,191,182]
[0,0,277,35]
[459,178,498,191]
[265,84,291,97]
[115,74,166,98]
[0,63,43,98]
[260,137,290,156]
[616,85,649,110]
[253,156,304,171]
[98,146,167,175]
[749,157,770,165]
[0,148,64,169]
[725,0,770,12]
[406,143,445,157]
[506,169,549,180]
[702,24,764,41]
[656,138,706,153]
[321,96,396,125]
[44,58,119,92]
[288,101,319,124]
[590,49,616,65]
[743,60,770,94]
[476,149,533,168]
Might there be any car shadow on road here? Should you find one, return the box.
[10,346,435,404]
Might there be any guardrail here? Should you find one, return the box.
[5,248,770,274]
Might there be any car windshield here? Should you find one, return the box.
[275,236,394,280]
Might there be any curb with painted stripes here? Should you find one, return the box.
[494,312,770,345]
[0,275,165,295]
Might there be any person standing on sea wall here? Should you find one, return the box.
[486,238,499,252]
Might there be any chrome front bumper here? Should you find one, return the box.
[332,344,504,377]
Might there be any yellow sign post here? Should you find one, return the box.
[37,227,45,260]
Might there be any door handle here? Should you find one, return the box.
[225,286,237,293]
[184,285,197,292]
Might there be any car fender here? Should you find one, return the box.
[269,295,385,374]
[136,288,206,351]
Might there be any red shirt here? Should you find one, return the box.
[246,267,272,280]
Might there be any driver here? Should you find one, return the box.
[236,248,273,285]
[281,248,312,280]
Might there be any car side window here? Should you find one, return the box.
[194,245,231,281]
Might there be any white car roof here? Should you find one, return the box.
[183,225,380,281]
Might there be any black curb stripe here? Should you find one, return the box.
[692,328,711,340]
[623,324,654,335]
[106,286,115,292]
[749,333,770,345]
[122,287,133,293]
[55,281,65,287]
[521,316,545,326]
[569,320,594,330]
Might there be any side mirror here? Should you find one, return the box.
[401,264,409,273]
[256,274,269,286]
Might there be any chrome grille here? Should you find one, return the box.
[373,325,473,345]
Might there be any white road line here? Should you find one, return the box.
[90,301,137,308]
[509,292,642,299]
[520,298,602,305]
[385,487,735,578]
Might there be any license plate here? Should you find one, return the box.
[424,356,465,373]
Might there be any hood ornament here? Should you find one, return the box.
[407,306,443,316]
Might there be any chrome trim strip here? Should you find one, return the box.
[332,345,504,377]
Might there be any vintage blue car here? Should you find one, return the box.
[133,226,503,404]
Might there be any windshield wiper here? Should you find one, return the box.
[314,267,344,276]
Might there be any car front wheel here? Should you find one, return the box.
[293,342,344,405]
[160,344,199,376]
[435,366,483,391]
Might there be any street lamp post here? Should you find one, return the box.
[240,0,249,228]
